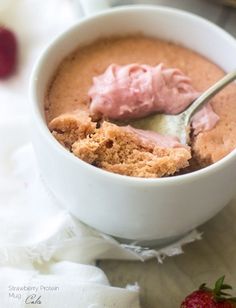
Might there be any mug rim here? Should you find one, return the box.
[30,4,236,186]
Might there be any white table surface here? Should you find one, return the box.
[100,1,236,307]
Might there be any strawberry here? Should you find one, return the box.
[0,26,17,78]
[181,276,236,308]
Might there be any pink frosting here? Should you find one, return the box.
[191,103,219,135]
[124,125,184,148]
[89,63,200,120]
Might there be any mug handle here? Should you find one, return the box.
[79,0,110,16]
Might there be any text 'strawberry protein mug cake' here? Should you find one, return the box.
[45,36,236,178]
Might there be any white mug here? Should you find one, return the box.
[30,1,236,245]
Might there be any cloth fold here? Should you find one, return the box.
[1,264,140,308]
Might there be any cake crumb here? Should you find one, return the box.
[49,110,96,150]
[49,114,191,178]
[72,121,191,178]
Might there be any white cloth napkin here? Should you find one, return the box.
[0,1,201,307]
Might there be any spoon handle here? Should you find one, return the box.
[184,70,236,124]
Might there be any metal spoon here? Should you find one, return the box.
[130,71,236,144]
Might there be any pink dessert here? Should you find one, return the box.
[45,36,236,177]
[89,63,200,119]
[124,125,184,148]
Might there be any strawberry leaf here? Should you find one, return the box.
[214,276,225,295]
[218,291,231,296]
[221,284,233,290]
